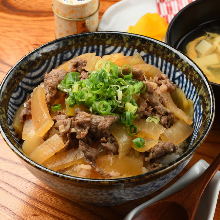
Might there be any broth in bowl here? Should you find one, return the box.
[13,53,193,179]
[181,20,220,85]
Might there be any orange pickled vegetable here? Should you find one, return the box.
[31,86,54,137]
[29,134,65,164]
[128,13,168,41]
[22,135,44,155]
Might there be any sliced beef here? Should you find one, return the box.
[71,111,92,139]
[53,113,72,136]
[124,64,163,82]
[131,68,145,81]
[64,133,79,149]
[71,112,118,139]
[78,140,99,162]
[78,134,118,162]
[152,73,176,93]
[144,80,158,93]
[100,135,118,154]
[160,114,175,128]
[69,58,89,79]
[52,111,118,142]
[137,92,175,128]
[145,142,177,162]
[44,69,67,104]
[90,115,118,136]
[133,71,176,128]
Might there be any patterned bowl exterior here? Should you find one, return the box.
[0,32,215,205]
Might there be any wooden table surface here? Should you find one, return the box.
[0,0,219,219]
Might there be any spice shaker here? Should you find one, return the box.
[52,0,99,38]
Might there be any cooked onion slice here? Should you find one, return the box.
[79,53,101,72]
[132,63,162,78]
[22,135,44,155]
[31,86,54,137]
[161,120,193,145]
[110,123,132,158]
[43,148,84,171]
[96,155,143,178]
[29,134,65,164]
[22,119,35,140]
[171,88,194,118]
[132,139,158,152]
[135,120,165,140]
[161,92,193,125]
[103,53,145,66]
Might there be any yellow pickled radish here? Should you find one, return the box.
[128,13,168,41]
[29,134,65,164]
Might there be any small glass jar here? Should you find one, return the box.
[52,0,100,38]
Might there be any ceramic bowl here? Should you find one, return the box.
[0,32,215,206]
[166,0,220,89]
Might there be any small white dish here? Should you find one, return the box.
[98,0,157,32]
[125,159,220,220]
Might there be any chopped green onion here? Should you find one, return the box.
[132,137,145,148]
[125,102,137,114]
[51,104,62,112]
[129,125,138,134]
[58,72,80,92]
[121,112,135,126]
[117,90,122,101]
[146,116,160,124]
[92,101,112,115]
[57,61,145,134]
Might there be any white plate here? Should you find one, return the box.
[125,160,220,220]
[98,0,157,32]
